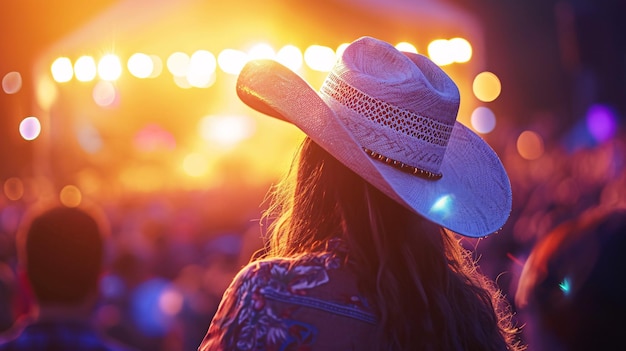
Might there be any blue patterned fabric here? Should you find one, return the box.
[199,239,379,351]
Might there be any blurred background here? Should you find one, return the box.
[1,0,625,350]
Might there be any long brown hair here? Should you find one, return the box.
[260,137,524,350]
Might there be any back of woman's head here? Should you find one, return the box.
[263,137,522,350]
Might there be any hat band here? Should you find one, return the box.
[320,73,454,147]
[363,147,443,180]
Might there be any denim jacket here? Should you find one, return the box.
[198,239,379,350]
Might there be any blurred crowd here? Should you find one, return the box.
[0,113,624,350]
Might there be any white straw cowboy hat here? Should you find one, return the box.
[236,36,511,238]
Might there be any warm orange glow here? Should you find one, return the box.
[199,115,256,149]
[473,71,502,102]
[60,185,82,207]
[3,177,24,201]
[36,75,58,110]
[517,130,545,160]
[183,153,209,177]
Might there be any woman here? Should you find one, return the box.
[199,36,523,350]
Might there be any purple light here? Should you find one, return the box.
[586,104,617,143]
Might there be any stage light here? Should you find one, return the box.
[74,56,97,82]
[336,43,349,58]
[276,45,303,71]
[51,57,73,83]
[449,37,472,63]
[217,49,247,75]
[128,53,154,78]
[188,50,217,88]
[427,39,454,66]
[247,43,275,60]
[98,54,122,81]
[167,52,190,77]
[395,42,418,54]
[304,45,335,72]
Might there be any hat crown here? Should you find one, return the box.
[332,37,460,126]
[320,36,460,176]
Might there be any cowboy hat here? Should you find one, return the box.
[236,36,511,238]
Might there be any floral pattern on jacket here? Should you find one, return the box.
[199,239,378,351]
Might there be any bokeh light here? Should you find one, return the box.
[128,53,154,79]
[276,44,303,71]
[167,52,190,77]
[158,287,184,316]
[199,115,256,148]
[336,43,349,58]
[449,37,472,63]
[247,43,275,60]
[473,71,502,102]
[19,116,42,141]
[93,81,118,107]
[304,45,336,72]
[98,54,122,81]
[36,76,58,110]
[217,49,247,75]
[187,50,217,88]
[395,42,418,54]
[134,124,177,152]
[183,153,209,177]
[76,123,103,153]
[51,57,73,83]
[130,278,176,336]
[2,71,22,94]
[3,177,24,201]
[59,185,82,207]
[148,55,163,78]
[173,75,192,89]
[427,39,454,66]
[470,106,497,134]
[517,130,545,160]
[586,104,617,143]
[74,55,97,82]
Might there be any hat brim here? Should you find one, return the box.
[236,59,512,238]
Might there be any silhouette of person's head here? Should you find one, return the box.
[18,206,105,307]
